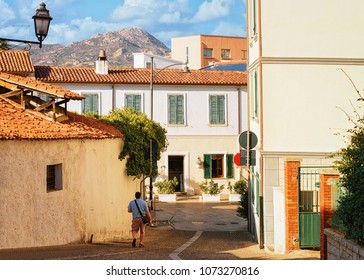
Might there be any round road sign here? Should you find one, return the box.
[239,131,258,149]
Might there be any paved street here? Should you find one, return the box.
[0,196,319,260]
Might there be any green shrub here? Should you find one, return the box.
[234,179,248,219]
[335,128,364,245]
[154,177,179,194]
[200,179,225,195]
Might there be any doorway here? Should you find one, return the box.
[168,156,184,192]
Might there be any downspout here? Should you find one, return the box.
[112,84,115,111]
[258,0,264,250]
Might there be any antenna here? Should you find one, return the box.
[185,46,189,64]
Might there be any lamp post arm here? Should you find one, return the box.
[0,38,42,48]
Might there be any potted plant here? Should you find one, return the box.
[229,179,247,202]
[154,177,179,202]
[200,179,224,201]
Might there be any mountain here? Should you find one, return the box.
[29,28,171,68]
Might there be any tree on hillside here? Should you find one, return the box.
[0,40,10,50]
[101,108,168,180]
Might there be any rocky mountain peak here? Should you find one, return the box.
[29,28,170,68]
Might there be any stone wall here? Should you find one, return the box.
[325,228,364,260]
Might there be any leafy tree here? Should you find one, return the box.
[102,108,168,179]
[334,70,364,245]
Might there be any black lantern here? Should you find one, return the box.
[32,2,52,48]
[0,2,52,48]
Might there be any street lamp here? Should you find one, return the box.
[149,56,190,120]
[148,56,190,204]
[0,2,52,48]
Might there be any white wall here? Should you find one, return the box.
[262,64,364,153]
[0,139,139,249]
[261,0,364,59]
[171,35,202,70]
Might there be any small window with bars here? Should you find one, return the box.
[47,164,63,192]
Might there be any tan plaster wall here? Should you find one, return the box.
[0,139,139,249]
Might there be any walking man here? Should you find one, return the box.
[127,192,152,248]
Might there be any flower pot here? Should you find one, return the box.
[229,193,241,202]
[158,194,177,202]
[201,193,221,202]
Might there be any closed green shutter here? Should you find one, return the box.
[209,95,225,124]
[168,95,184,124]
[126,94,141,113]
[226,154,234,178]
[82,93,99,113]
[203,154,212,179]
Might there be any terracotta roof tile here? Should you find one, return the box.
[35,66,247,86]
[0,50,34,75]
[0,72,84,100]
[0,98,122,140]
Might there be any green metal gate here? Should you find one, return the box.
[297,166,328,249]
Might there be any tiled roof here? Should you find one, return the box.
[0,98,123,140]
[35,66,247,86]
[0,50,34,75]
[0,72,84,100]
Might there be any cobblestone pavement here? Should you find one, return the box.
[0,196,320,260]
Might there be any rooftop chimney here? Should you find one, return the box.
[95,50,108,74]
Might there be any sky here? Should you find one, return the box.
[0,0,246,48]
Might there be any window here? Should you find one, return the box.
[241,50,247,59]
[250,70,259,120]
[204,48,213,57]
[47,164,63,191]
[82,93,99,114]
[168,94,184,125]
[203,154,234,179]
[209,95,226,125]
[221,49,231,59]
[125,94,142,113]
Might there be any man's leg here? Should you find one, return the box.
[139,225,145,246]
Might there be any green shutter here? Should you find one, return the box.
[169,95,184,124]
[226,154,234,178]
[203,154,212,179]
[209,95,217,124]
[176,95,184,124]
[168,95,177,124]
[82,94,99,113]
[209,95,225,124]
[126,94,141,113]
[254,71,258,117]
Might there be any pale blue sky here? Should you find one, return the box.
[0,0,246,48]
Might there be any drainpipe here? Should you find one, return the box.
[258,0,264,250]
[112,84,115,111]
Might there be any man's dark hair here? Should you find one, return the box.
[135,192,141,199]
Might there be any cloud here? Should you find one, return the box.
[111,0,188,25]
[190,0,233,23]
[0,0,15,24]
[212,21,246,37]
[46,17,120,45]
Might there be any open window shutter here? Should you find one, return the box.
[226,154,234,178]
[203,154,212,179]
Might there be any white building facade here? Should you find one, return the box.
[247,0,364,253]
[35,64,248,196]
